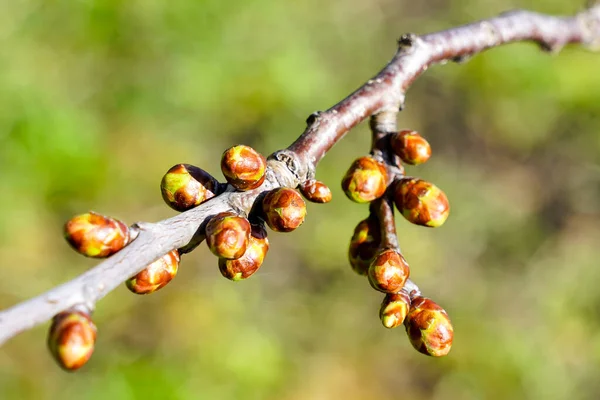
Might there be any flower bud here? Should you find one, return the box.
[394,178,449,227]
[220,145,267,190]
[125,250,180,294]
[161,164,220,211]
[341,157,388,203]
[299,180,332,203]
[380,291,411,329]
[206,212,251,259]
[368,249,410,293]
[348,217,381,275]
[262,188,306,232]
[219,224,269,280]
[47,310,97,371]
[405,296,454,357]
[390,130,431,165]
[64,212,129,258]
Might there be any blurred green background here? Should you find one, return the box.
[1,0,599,399]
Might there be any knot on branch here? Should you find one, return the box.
[397,33,418,49]
[267,149,307,186]
[306,111,322,126]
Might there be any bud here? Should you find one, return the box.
[299,180,332,203]
[262,188,306,232]
[125,250,180,294]
[205,212,251,259]
[390,130,431,165]
[380,291,411,329]
[161,164,220,211]
[220,145,267,191]
[219,224,269,280]
[405,296,454,357]
[47,310,97,371]
[393,178,449,227]
[348,217,381,275]
[64,212,129,258]
[368,249,410,293]
[341,157,388,203]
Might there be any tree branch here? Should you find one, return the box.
[0,5,598,347]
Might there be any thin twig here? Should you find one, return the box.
[0,5,598,346]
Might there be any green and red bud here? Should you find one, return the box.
[219,224,269,281]
[380,291,411,329]
[161,164,220,211]
[405,296,454,357]
[299,180,332,203]
[220,145,267,191]
[206,212,251,259]
[47,310,97,371]
[348,216,381,275]
[125,250,180,294]
[64,212,130,258]
[262,188,307,232]
[368,249,410,293]
[341,156,388,203]
[390,130,431,165]
[394,178,450,227]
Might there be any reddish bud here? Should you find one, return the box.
[221,145,267,190]
[125,250,180,294]
[368,249,410,293]
[341,157,388,203]
[348,217,381,275]
[161,164,220,211]
[405,296,454,357]
[64,212,129,258]
[380,291,411,329]
[206,212,251,259]
[390,130,431,165]
[394,178,450,227]
[262,188,306,232]
[299,180,332,203]
[219,224,269,281]
[48,310,97,371]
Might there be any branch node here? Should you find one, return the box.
[451,54,472,64]
[268,150,307,187]
[397,33,418,49]
[306,111,322,126]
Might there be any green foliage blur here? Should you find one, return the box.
[1,0,599,399]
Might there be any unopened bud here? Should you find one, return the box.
[341,157,388,203]
[161,164,220,211]
[299,180,332,203]
[206,212,251,259]
[219,224,269,280]
[380,291,411,329]
[405,296,454,357]
[47,310,97,371]
[220,145,267,190]
[64,212,129,258]
[390,130,431,165]
[125,250,180,294]
[262,188,306,232]
[348,217,381,275]
[368,249,410,293]
[394,178,449,227]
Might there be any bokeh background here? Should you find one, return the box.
[1,0,599,399]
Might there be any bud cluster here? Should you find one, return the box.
[53,128,455,371]
[341,125,454,357]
